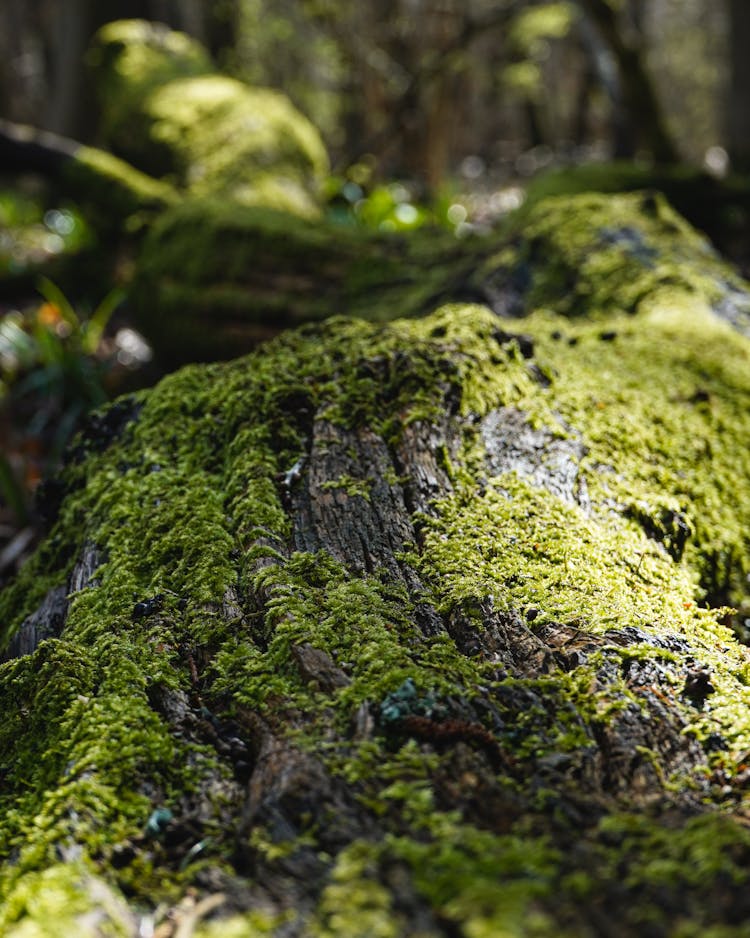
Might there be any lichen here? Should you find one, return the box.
[4,193,750,932]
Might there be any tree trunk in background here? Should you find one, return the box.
[44,0,96,138]
[7,0,206,140]
[203,0,241,65]
[0,0,48,126]
[579,0,679,162]
[728,0,750,172]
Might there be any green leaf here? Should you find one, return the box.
[37,276,81,334]
[82,287,125,355]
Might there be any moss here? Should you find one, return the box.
[131,199,464,364]
[145,76,328,208]
[312,842,403,938]
[519,161,750,262]
[0,862,134,937]
[63,147,176,232]
[193,911,284,937]
[311,798,564,937]
[89,20,328,216]
[484,191,742,320]
[89,19,212,150]
[562,812,750,934]
[4,193,750,930]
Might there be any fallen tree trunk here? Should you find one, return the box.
[131,187,750,365]
[0,117,175,234]
[2,192,750,936]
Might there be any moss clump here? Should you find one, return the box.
[520,161,750,264]
[89,20,329,216]
[4,194,750,932]
[131,199,465,364]
[88,19,213,154]
[0,862,135,937]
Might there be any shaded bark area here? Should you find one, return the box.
[728,0,750,173]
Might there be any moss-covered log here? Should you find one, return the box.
[88,20,329,219]
[130,199,480,364]
[132,188,750,366]
[3,193,750,936]
[521,161,750,273]
[0,118,175,235]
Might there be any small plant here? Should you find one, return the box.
[0,189,90,277]
[0,278,123,524]
[326,165,472,235]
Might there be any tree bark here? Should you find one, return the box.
[0,118,175,238]
[577,0,679,163]
[728,0,750,172]
[2,190,750,935]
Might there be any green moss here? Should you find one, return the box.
[5,193,750,929]
[312,820,563,938]
[0,862,134,937]
[63,147,176,231]
[519,161,750,261]
[565,812,750,934]
[485,191,740,320]
[193,910,285,937]
[131,199,463,364]
[89,19,212,148]
[320,474,374,500]
[89,20,328,215]
[146,75,327,208]
[312,842,403,938]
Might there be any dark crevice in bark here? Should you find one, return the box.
[2,540,102,662]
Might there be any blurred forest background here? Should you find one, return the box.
[1,0,747,184]
[1,0,749,575]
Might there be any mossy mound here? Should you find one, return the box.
[477,190,750,329]
[89,20,329,217]
[521,161,750,270]
[3,193,750,934]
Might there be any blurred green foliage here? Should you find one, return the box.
[0,280,122,521]
[326,162,472,235]
[0,189,91,278]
